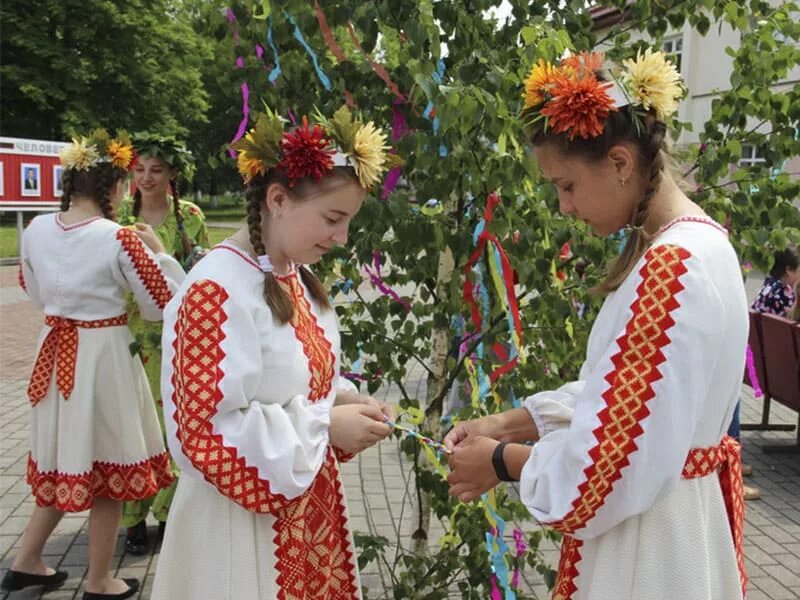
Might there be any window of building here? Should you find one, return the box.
[739,144,766,167]
[662,35,683,71]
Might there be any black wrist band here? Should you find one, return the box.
[492,441,516,482]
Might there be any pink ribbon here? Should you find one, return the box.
[228,82,250,158]
[745,343,764,398]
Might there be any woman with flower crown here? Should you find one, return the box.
[445,50,748,600]
[116,134,209,556]
[151,106,401,600]
[1,130,184,600]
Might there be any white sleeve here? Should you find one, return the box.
[18,230,43,311]
[114,227,184,321]
[523,380,583,439]
[519,245,725,540]
[161,278,332,513]
[337,375,359,394]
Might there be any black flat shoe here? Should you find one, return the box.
[0,568,69,591]
[82,577,139,600]
[124,520,149,555]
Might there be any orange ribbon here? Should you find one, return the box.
[682,435,747,598]
[28,314,128,405]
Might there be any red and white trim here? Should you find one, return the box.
[272,452,359,599]
[116,228,172,310]
[213,243,262,272]
[656,215,728,237]
[278,276,335,402]
[55,213,101,231]
[27,452,173,513]
[549,245,691,535]
[170,279,294,513]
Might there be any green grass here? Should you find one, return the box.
[1,225,20,258]
[208,226,235,246]
[0,225,237,259]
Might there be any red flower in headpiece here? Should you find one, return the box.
[541,73,617,140]
[278,116,335,184]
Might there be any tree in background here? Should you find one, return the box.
[1,0,209,140]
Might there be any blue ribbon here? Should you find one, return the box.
[266,17,281,83]
[285,10,332,90]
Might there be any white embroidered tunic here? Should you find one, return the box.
[520,217,748,600]
[19,213,184,511]
[153,243,360,600]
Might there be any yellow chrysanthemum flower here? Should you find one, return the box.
[622,49,684,120]
[523,60,560,109]
[351,122,389,190]
[108,141,134,169]
[237,152,267,182]
[60,137,100,171]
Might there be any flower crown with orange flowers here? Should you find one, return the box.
[522,49,685,140]
[232,104,403,191]
[59,129,135,172]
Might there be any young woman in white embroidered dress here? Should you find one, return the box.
[445,51,748,600]
[153,110,397,600]
[1,132,184,600]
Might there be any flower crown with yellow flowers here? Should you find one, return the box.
[232,104,403,190]
[522,49,685,140]
[59,129,136,172]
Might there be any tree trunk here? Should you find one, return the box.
[412,244,455,554]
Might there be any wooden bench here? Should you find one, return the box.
[742,310,800,452]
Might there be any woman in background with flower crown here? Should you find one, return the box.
[116,134,209,556]
[445,50,748,600]
[1,131,184,600]
[151,106,401,600]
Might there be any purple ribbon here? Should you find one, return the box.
[363,251,411,311]
[381,100,409,199]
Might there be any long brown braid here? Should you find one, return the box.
[600,117,668,293]
[170,179,193,262]
[60,164,123,220]
[245,172,333,324]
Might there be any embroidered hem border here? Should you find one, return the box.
[27,452,174,512]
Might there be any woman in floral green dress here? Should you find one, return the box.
[118,135,209,555]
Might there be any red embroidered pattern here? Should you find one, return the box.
[278,276,335,401]
[116,228,172,310]
[273,451,359,599]
[27,452,173,512]
[333,447,355,463]
[171,279,358,596]
[552,535,583,600]
[278,275,336,402]
[171,280,293,512]
[550,245,690,535]
[28,314,128,405]
[683,436,747,598]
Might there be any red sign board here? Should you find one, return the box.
[0,136,69,209]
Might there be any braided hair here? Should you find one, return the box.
[245,170,340,324]
[529,105,670,294]
[60,164,125,220]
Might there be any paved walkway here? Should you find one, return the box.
[1,264,799,599]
